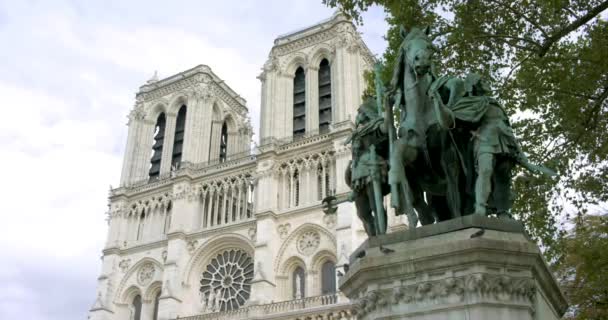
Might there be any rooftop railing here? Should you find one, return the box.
[174,294,344,320]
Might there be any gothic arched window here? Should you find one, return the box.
[292,266,305,299]
[219,122,228,163]
[293,67,306,137]
[318,59,332,133]
[131,295,142,320]
[171,105,187,169]
[152,291,161,320]
[321,261,336,294]
[149,113,166,179]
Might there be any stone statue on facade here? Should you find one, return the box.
[214,289,222,312]
[206,289,216,312]
[295,273,302,299]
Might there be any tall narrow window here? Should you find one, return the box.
[149,113,166,179]
[321,261,336,294]
[294,169,300,207]
[137,212,145,240]
[153,291,161,320]
[318,59,332,133]
[219,122,228,162]
[131,295,142,320]
[163,202,172,235]
[171,105,187,169]
[293,67,306,137]
[292,266,305,299]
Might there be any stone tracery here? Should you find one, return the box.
[199,249,254,312]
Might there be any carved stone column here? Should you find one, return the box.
[208,120,223,161]
[339,215,568,320]
[160,113,176,175]
[306,65,319,133]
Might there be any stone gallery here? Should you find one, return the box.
[89,12,567,320]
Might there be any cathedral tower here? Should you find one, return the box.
[90,12,378,320]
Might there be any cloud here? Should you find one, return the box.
[0,1,388,319]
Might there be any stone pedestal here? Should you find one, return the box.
[339,215,568,320]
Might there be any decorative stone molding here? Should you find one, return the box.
[137,66,248,120]
[119,259,131,273]
[200,249,254,312]
[187,240,199,254]
[248,226,257,242]
[137,262,156,286]
[126,192,172,217]
[277,223,291,239]
[297,230,321,256]
[353,274,536,317]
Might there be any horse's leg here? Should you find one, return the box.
[389,139,410,211]
[410,178,436,225]
[355,191,376,237]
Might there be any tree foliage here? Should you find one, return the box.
[323,0,608,258]
[322,1,608,315]
[555,214,608,319]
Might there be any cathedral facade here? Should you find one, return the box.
[89,13,403,320]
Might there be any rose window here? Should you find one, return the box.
[297,230,320,255]
[200,249,254,311]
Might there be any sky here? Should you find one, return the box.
[0,1,387,319]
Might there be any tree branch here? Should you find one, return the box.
[486,0,550,39]
[538,0,608,57]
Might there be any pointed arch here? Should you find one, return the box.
[318,58,332,133]
[183,233,254,285]
[273,223,337,273]
[115,257,164,304]
[293,66,306,137]
[148,112,166,179]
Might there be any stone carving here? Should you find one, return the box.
[187,240,199,254]
[297,230,320,255]
[126,192,172,217]
[253,261,266,281]
[119,259,131,273]
[277,223,291,239]
[323,214,336,229]
[355,274,536,317]
[137,263,155,285]
[295,273,302,299]
[199,249,254,312]
[161,250,168,262]
[248,226,257,241]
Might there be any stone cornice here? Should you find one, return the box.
[103,239,168,256]
[269,11,374,67]
[136,64,248,118]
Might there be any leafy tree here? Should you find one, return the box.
[323,0,608,261]
[555,214,608,319]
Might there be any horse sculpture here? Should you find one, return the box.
[387,27,473,227]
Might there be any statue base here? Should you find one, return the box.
[339,215,567,320]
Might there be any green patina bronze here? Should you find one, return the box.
[323,26,556,238]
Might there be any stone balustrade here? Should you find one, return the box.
[174,294,353,320]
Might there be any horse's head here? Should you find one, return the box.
[401,26,435,76]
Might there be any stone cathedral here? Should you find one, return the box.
[89,13,402,320]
